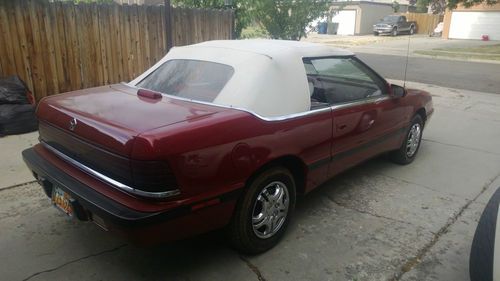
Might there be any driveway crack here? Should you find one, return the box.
[325,194,430,232]
[239,255,267,281]
[422,138,500,156]
[390,171,500,281]
[0,180,37,192]
[22,244,127,281]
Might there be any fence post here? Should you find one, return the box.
[231,9,235,39]
[164,0,173,51]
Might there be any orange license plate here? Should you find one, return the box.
[52,186,73,217]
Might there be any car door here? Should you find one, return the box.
[399,16,410,31]
[304,56,405,177]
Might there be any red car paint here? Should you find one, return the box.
[24,79,433,244]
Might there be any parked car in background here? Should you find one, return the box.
[23,40,433,254]
[373,15,417,36]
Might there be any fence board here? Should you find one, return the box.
[404,13,442,35]
[6,1,25,85]
[50,2,67,93]
[0,0,234,101]
[65,2,82,90]
[28,0,48,98]
[41,1,59,95]
[0,3,16,77]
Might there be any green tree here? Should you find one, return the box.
[392,0,400,12]
[173,0,251,38]
[174,0,332,40]
[413,0,496,13]
[448,0,497,8]
[72,0,114,3]
[248,0,331,40]
[415,0,430,12]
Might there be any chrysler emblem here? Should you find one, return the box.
[69,118,78,131]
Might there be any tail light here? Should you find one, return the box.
[131,160,178,193]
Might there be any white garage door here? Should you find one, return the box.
[449,11,500,40]
[332,10,356,35]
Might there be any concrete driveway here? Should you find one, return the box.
[1,81,500,281]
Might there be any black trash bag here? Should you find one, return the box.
[0,76,34,105]
[0,104,38,136]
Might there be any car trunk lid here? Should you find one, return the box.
[37,83,221,157]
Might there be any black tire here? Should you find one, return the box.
[409,26,415,35]
[470,186,500,281]
[373,32,379,36]
[391,27,398,36]
[390,114,424,165]
[229,167,296,254]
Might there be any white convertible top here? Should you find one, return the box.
[130,40,354,118]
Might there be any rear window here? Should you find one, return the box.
[136,59,234,102]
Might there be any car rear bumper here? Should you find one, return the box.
[22,146,239,244]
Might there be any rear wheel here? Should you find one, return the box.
[229,167,296,254]
[409,26,415,35]
[390,115,423,165]
[373,32,379,36]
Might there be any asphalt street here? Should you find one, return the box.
[357,53,500,94]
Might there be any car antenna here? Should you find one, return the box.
[403,31,411,89]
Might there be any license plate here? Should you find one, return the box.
[51,186,74,217]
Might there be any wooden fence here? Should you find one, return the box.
[403,13,443,35]
[0,0,234,101]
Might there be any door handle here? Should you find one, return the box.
[367,119,375,128]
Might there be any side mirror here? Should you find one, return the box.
[390,84,406,98]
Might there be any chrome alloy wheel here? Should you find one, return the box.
[252,181,290,239]
[406,123,421,157]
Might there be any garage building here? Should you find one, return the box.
[442,3,500,40]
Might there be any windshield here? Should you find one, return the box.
[383,15,400,23]
[136,59,234,102]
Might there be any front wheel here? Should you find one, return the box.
[392,27,398,36]
[373,31,379,36]
[390,115,424,165]
[229,167,296,254]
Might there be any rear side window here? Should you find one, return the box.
[137,59,234,102]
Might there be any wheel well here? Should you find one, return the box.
[245,155,307,196]
[416,108,427,126]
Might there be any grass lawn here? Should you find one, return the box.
[415,44,500,61]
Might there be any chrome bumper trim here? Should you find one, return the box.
[41,141,180,199]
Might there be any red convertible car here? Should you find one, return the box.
[23,40,433,254]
